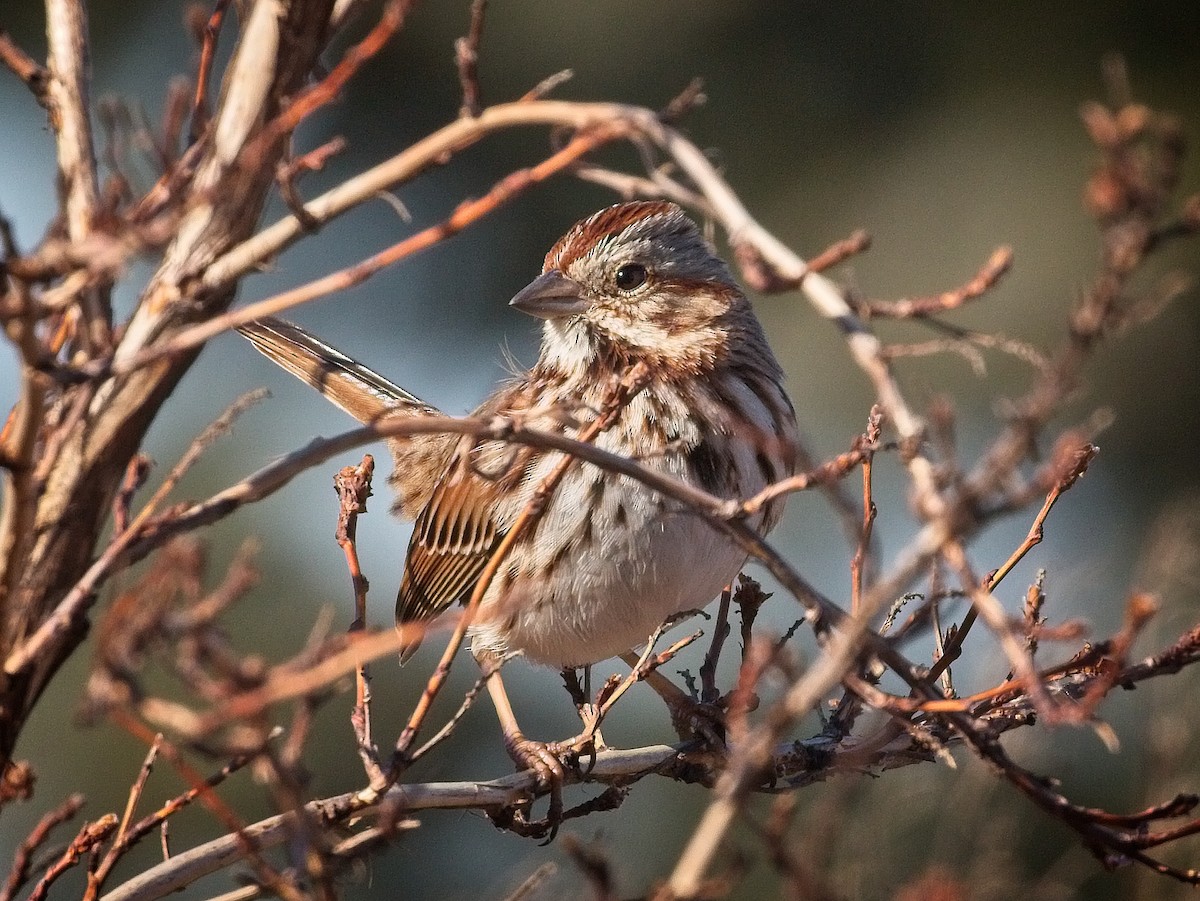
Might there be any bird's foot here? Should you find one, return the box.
[492,733,578,842]
[667,695,727,749]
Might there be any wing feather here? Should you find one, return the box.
[395,433,538,632]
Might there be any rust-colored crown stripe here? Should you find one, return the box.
[544,200,682,272]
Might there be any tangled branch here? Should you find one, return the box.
[1,4,1198,900]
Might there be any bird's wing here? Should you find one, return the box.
[395,384,539,630]
[396,465,503,626]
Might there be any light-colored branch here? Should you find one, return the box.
[45,0,100,242]
[46,0,110,352]
[200,100,646,292]
[1,0,102,648]
[110,0,325,368]
[97,746,674,901]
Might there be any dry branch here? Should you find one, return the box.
[0,2,1197,897]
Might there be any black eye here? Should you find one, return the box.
[614,262,648,292]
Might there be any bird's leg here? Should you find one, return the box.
[618,651,726,748]
[481,657,569,839]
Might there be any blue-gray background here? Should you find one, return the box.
[1,2,1199,898]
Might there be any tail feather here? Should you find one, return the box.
[238,316,454,519]
[238,317,437,424]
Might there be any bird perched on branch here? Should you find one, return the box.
[240,200,798,827]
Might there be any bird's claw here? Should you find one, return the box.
[667,696,727,749]
[497,733,576,842]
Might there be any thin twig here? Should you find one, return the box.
[189,0,232,141]
[0,29,50,102]
[455,0,487,118]
[853,246,1014,318]
[332,455,385,784]
[0,794,85,901]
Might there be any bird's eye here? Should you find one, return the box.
[614,262,648,292]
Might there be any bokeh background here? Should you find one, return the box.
[2,1,1199,898]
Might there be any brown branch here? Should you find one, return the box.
[927,439,1098,685]
[332,455,386,785]
[188,0,233,141]
[275,137,348,231]
[699,586,732,704]
[853,246,1014,319]
[806,229,872,274]
[736,425,886,520]
[28,813,118,901]
[583,619,705,744]
[850,407,882,616]
[0,793,85,901]
[0,29,50,102]
[407,671,488,764]
[455,0,488,118]
[245,0,415,168]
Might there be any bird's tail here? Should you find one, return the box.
[238,317,438,425]
[238,316,454,520]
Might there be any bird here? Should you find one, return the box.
[239,200,798,824]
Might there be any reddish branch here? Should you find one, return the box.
[246,0,416,167]
[0,29,50,102]
[0,794,84,901]
[333,455,387,785]
[276,136,348,230]
[853,246,1014,319]
[188,0,232,140]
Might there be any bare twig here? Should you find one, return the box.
[455,0,488,118]
[853,246,1014,319]
[0,794,85,901]
[0,29,50,102]
[188,0,232,141]
[332,455,385,784]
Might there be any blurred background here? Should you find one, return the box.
[2,1,1199,898]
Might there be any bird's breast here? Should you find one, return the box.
[467,374,796,667]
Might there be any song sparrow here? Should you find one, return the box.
[241,200,798,812]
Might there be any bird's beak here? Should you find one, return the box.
[509,271,590,320]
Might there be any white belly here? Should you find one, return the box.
[474,507,745,666]
[466,373,793,668]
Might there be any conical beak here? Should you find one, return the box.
[509,271,590,320]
